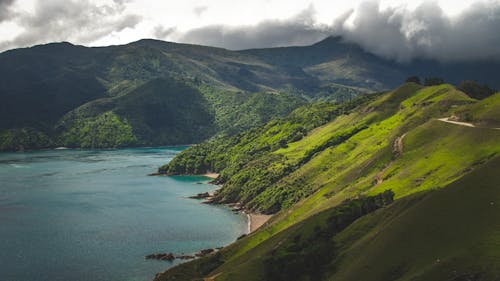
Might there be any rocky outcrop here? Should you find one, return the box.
[195,248,214,257]
[189,192,211,199]
[145,253,175,261]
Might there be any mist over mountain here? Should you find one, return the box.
[2,1,500,64]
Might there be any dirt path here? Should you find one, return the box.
[437,117,476,127]
[393,133,407,156]
[437,117,500,130]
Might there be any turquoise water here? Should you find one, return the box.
[0,147,247,281]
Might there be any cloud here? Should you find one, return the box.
[1,0,500,62]
[333,1,500,62]
[174,1,500,62]
[193,5,208,17]
[153,25,176,39]
[177,5,332,50]
[0,0,16,22]
[0,0,141,51]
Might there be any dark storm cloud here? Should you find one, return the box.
[2,0,500,62]
[176,1,500,62]
[0,0,16,22]
[0,0,141,51]
[178,5,332,50]
[334,1,500,62]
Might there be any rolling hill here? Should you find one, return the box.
[156,83,500,281]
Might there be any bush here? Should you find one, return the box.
[458,80,495,100]
[405,76,421,84]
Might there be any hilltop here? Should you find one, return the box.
[156,83,500,280]
[2,36,500,150]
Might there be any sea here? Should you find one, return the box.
[0,147,247,281]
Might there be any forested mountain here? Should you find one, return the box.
[1,36,499,150]
[157,83,500,280]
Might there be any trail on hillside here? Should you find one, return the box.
[376,133,407,186]
[437,117,500,130]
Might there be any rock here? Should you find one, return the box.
[175,255,195,260]
[189,192,210,199]
[148,172,161,176]
[145,253,175,261]
[201,197,216,204]
[195,248,214,257]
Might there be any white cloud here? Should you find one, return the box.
[0,0,499,62]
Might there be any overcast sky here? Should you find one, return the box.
[0,0,499,62]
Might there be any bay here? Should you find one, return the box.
[0,147,247,281]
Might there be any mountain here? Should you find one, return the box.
[156,83,500,280]
[1,36,500,151]
[242,36,500,90]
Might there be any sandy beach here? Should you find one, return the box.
[247,213,272,233]
[202,172,220,179]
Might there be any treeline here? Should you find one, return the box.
[264,190,395,281]
[406,76,496,99]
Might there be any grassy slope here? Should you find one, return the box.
[211,156,500,281]
[329,156,500,281]
[456,93,500,127]
[163,83,494,214]
[155,83,500,281]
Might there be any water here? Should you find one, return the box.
[0,147,247,281]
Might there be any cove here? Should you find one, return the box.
[0,147,247,281]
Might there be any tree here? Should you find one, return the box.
[458,80,495,100]
[405,76,421,84]
[424,77,445,86]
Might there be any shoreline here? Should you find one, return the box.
[247,213,272,233]
[201,172,220,179]
[196,173,272,233]
[185,172,272,233]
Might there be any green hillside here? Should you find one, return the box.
[2,36,500,151]
[156,83,500,281]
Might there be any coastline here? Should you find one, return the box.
[197,172,272,233]
[247,213,272,233]
[185,172,272,233]
[201,172,220,179]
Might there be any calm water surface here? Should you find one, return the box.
[0,147,247,281]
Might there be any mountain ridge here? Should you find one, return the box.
[2,36,500,151]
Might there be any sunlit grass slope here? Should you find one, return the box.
[156,83,500,281]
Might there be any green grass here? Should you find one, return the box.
[329,156,500,281]
[157,156,500,281]
[157,83,500,280]
[457,92,500,127]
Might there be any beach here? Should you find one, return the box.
[247,213,272,233]
[202,172,220,179]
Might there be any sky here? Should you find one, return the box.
[0,0,499,62]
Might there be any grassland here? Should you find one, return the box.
[156,83,500,281]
